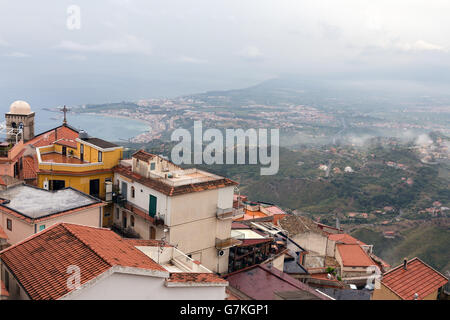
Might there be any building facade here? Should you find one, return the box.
[112,150,241,274]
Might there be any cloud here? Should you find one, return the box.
[64,54,88,61]
[56,34,152,55]
[4,52,30,58]
[178,55,208,64]
[237,45,264,60]
[415,134,433,147]
[396,40,447,53]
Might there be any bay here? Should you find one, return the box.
[34,109,149,143]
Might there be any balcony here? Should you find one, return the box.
[215,231,244,250]
[113,194,127,207]
[216,207,245,220]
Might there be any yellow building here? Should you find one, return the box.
[35,133,123,226]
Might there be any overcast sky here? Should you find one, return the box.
[1,0,449,107]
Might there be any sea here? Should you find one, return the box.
[34,109,149,143]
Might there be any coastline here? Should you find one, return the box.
[77,111,151,128]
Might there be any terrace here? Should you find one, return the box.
[136,245,212,273]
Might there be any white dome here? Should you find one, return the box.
[9,100,32,115]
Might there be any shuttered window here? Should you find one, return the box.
[149,195,157,217]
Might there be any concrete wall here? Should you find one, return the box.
[0,206,102,245]
[372,283,440,300]
[68,272,226,300]
[114,172,234,273]
[0,264,30,300]
[292,232,328,256]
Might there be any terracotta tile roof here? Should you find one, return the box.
[336,244,375,267]
[225,264,330,300]
[114,165,238,196]
[167,273,228,284]
[22,155,38,180]
[125,239,171,247]
[133,149,156,162]
[381,257,448,300]
[54,138,77,148]
[0,223,167,300]
[278,215,326,236]
[0,225,7,240]
[231,222,251,229]
[328,233,367,245]
[0,280,8,297]
[238,238,273,247]
[26,125,78,148]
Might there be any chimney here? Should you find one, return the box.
[403,258,408,270]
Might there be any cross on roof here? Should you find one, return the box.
[60,105,70,125]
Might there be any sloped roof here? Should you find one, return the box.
[133,149,156,162]
[114,165,238,197]
[0,223,167,300]
[22,155,38,180]
[225,264,330,300]
[278,215,326,236]
[381,257,448,300]
[328,233,367,246]
[80,137,119,149]
[167,273,228,285]
[25,125,79,148]
[336,244,375,267]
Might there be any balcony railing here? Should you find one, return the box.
[113,194,126,207]
[216,207,245,220]
[215,231,244,249]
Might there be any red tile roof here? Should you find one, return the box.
[133,149,156,162]
[238,238,273,247]
[0,223,167,300]
[114,165,238,196]
[225,264,330,300]
[381,257,448,300]
[231,222,251,229]
[336,244,375,267]
[54,138,77,148]
[167,273,228,284]
[22,155,38,180]
[125,238,171,247]
[328,233,367,245]
[26,125,79,148]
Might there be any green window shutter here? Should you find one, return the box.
[149,195,157,217]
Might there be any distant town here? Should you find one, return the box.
[0,100,448,301]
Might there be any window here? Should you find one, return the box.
[98,151,102,162]
[131,186,135,198]
[39,225,46,232]
[116,208,120,220]
[6,218,12,231]
[150,162,156,170]
[149,195,157,217]
[130,215,135,227]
